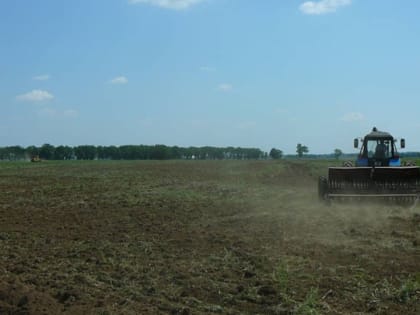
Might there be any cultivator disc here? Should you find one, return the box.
[319,166,420,203]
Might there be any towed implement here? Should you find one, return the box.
[319,127,420,202]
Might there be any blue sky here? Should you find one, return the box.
[1,0,420,154]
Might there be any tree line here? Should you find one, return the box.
[0,144,269,161]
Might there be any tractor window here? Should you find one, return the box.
[367,140,391,159]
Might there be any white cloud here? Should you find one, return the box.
[33,74,50,81]
[341,112,365,122]
[109,76,128,85]
[128,0,203,10]
[218,83,233,92]
[16,90,54,102]
[300,0,351,15]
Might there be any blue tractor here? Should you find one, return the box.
[319,127,420,202]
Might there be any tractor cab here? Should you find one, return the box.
[354,127,403,167]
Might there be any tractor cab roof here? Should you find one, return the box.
[364,127,393,140]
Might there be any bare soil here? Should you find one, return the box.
[0,160,419,314]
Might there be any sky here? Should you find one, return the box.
[1,0,420,154]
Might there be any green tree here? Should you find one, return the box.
[296,143,309,158]
[269,148,283,159]
[54,146,73,160]
[104,146,120,160]
[3,146,25,160]
[75,145,97,160]
[150,145,169,160]
[26,146,40,159]
[39,144,55,160]
[120,145,137,159]
[334,148,343,160]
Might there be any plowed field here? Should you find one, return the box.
[0,160,419,314]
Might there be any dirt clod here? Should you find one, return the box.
[257,285,277,296]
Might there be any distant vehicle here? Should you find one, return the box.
[318,127,420,202]
[30,155,41,162]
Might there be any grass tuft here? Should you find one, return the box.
[295,287,320,315]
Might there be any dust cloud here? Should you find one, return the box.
[239,160,420,255]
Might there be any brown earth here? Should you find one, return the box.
[0,160,419,314]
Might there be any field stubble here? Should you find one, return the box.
[0,160,419,314]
